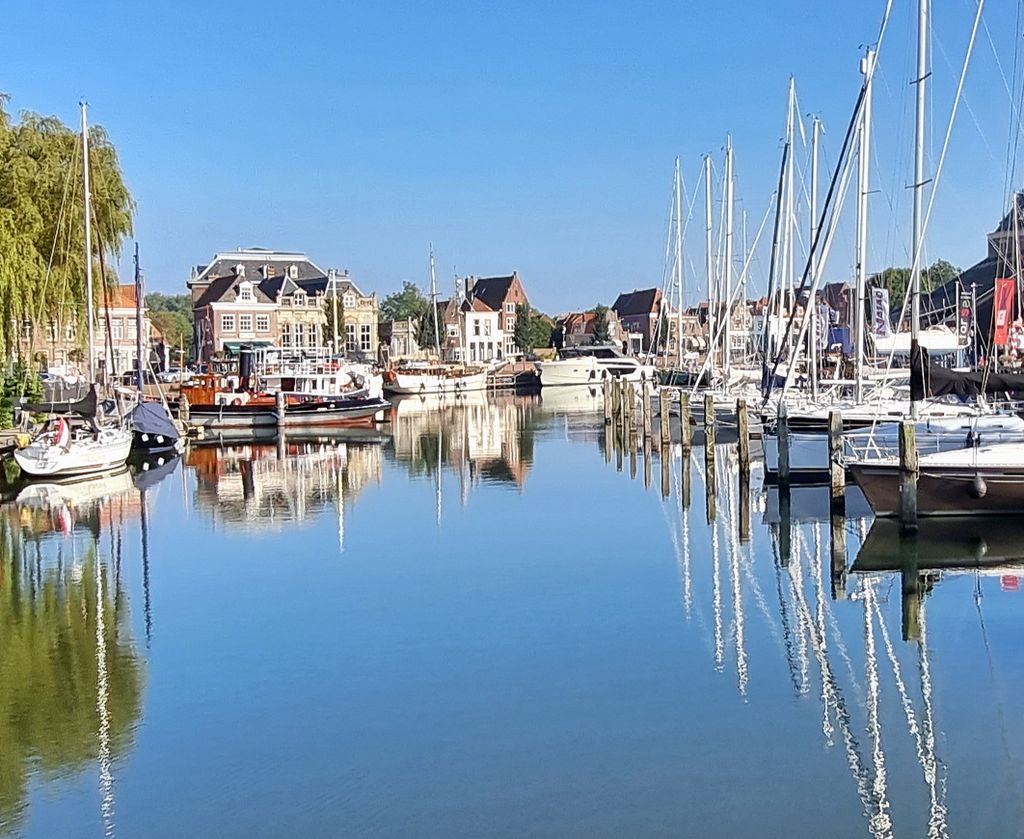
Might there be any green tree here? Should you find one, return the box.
[528,310,554,349]
[419,301,442,353]
[514,304,532,353]
[0,96,134,358]
[873,260,961,300]
[323,295,346,351]
[146,293,193,353]
[380,281,427,322]
[592,304,611,343]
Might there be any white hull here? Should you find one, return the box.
[385,370,488,395]
[538,357,658,387]
[14,427,132,479]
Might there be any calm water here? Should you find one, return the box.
[2,387,1023,838]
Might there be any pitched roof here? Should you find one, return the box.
[612,288,661,317]
[469,275,515,311]
[190,249,328,286]
[105,284,138,308]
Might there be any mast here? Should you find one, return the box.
[910,0,929,418]
[81,102,96,383]
[784,79,796,364]
[724,135,734,384]
[674,157,684,368]
[855,48,875,403]
[429,244,441,358]
[134,242,144,391]
[809,117,821,399]
[704,155,716,379]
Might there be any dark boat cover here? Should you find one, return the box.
[132,455,181,492]
[910,342,1024,400]
[129,401,180,440]
[23,385,98,417]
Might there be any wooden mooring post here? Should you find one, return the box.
[703,392,716,493]
[777,401,791,487]
[830,510,847,600]
[681,449,692,510]
[828,409,845,511]
[898,420,918,534]
[643,435,652,489]
[603,380,613,425]
[901,548,922,642]
[661,445,671,498]
[739,471,751,543]
[679,391,692,451]
[642,381,653,441]
[179,393,190,426]
[736,398,750,479]
[659,390,671,447]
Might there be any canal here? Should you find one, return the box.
[1,388,1021,838]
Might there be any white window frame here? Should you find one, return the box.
[346,323,357,352]
[238,282,254,302]
[359,323,372,351]
[343,293,356,309]
[239,314,253,333]
[256,314,270,332]
[111,321,124,341]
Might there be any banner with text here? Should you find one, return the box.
[870,287,891,337]
[993,278,1016,346]
[957,289,974,345]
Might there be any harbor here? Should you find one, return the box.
[1,392,1022,838]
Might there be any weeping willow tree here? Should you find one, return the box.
[0,516,144,835]
[0,94,134,361]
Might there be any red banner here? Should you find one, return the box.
[993,277,1016,346]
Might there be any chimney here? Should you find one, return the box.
[464,275,472,301]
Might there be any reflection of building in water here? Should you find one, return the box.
[0,491,145,836]
[389,394,538,490]
[187,439,383,532]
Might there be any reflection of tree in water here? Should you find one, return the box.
[0,519,144,835]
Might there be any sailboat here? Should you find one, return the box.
[383,245,488,395]
[14,103,132,480]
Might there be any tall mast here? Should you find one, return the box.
[724,135,734,383]
[784,79,796,362]
[704,155,716,379]
[429,244,441,358]
[134,242,144,391]
[855,49,875,403]
[809,117,821,399]
[910,0,929,417]
[674,157,684,367]
[81,102,96,382]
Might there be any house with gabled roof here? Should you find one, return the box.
[188,248,378,361]
[612,288,662,352]
[459,271,530,362]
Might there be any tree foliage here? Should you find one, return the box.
[514,304,532,352]
[145,293,192,352]
[872,259,961,302]
[380,281,428,323]
[0,96,134,360]
[592,304,611,343]
[322,295,346,351]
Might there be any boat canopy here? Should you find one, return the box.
[129,400,179,440]
[910,343,1024,400]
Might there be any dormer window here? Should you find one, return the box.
[295,291,307,307]
[235,264,246,278]
[343,293,356,309]
[238,281,254,302]
[288,264,299,279]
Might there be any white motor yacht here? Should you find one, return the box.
[537,345,658,387]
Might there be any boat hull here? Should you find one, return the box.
[280,398,390,427]
[537,358,657,387]
[14,429,132,479]
[187,405,279,429]
[850,461,1024,516]
[384,371,488,395]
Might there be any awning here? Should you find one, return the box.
[221,341,274,356]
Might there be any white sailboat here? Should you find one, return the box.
[14,102,132,480]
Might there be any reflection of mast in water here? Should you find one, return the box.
[791,527,810,695]
[811,522,833,745]
[726,471,747,695]
[95,551,115,837]
[712,499,724,672]
[436,421,443,528]
[677,447,692,619]
[770,525,801,693]
[140,485,153,645]
[861,579,892,838]
[788,557,892,838]
[337,461,345,553]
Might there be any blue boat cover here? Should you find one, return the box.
[129,401,179,440]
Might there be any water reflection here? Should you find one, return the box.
[0,476,146,837]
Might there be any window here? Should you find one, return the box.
[506,317,515,331]
[447,325,459,337]
[238,283,254,302]
[48,321,58,342]
[239,314,253,332]
[221,314,235,332]
[473,320,481,336]
[294,322,305,345]
[111,321,123,340]
[281,323,292,347]
[128,319,137,336]
[346,323,357,352]
[308,323,318,347]
[295,292,307,307]
[256,314,270,332]
[343,293,356,309]
[505,302,515,314]
[360,324,371,351]
[65,323,76,341]
[483,321,491,336]
[20,320,32,340]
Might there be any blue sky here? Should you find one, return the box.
[3,0,1019,313]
